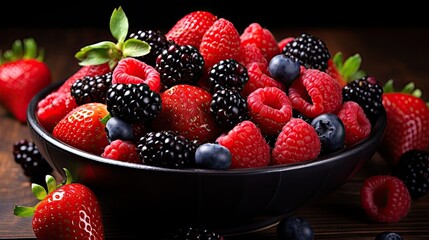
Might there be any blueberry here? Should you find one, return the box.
[311,113,345,154]
[195,143,231,170]
[375,231,403,240]
[105,117,134,142]
[277,215,314,240]
[268,54,300,84]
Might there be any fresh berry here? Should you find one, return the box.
[165,11,218,48]
[13,169,104,239]
[360,175,411,223]
[247,86,292,135]
[336,101,371,146]
[105,116,135,142]
[106,83,162,123]
[241,62,286,97]
[272,118,321,165]
[216,120,271,168]
[277,37,295,52]
[195,143,232,170]
[112,58,161,92]
[101,139,140,164]
[342,75,384,122]
[129,29,172,67]
[240,22,280,62]
[52,102,110,155]
[152,84,220,143]
[210,89,250,130]
[310,113,345,154]
[268,54,301,85]
[288,68,342,118]
[12,139,53,183]
[207,58,249,93]
[155,43,204,88]
[277,215,314,240]
[172,224,224,240]
[0,38,52,123]
[236,43,268,72]
[392,149,429,200]
[380,80,429,166]
[326,52,365,88]
[70,71,113,105]
[199,18,241,70]
[282,33,331,71]
[374,232,403,240]
[136,130,198,168]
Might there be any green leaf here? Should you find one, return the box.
[351,70,366,81]
[340,54,362,81]
[100,113,111,125]
[383,79,395,93]
[13,205,35,218]
[122,39,151,57]
[23,38,37,59]
[63,168,73,185]
[46,175,57,194]
[32,183,47,201]
[3,50,17,62]
[75,41,116,61]
[402,82,415,94]
[332,52,343,70]
[11,39,23,58]
[78,48,112,66]
[110,6,128,44]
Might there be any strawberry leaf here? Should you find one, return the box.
[13,205,35,217]
[123,38,151,57]
[32,183,47,201]
[110,6,128,45]
[46,175,57,194]
[333,52,343,70]
[341,53,362,81]
[0,38,44,64]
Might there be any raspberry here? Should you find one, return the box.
[240,22,280,62]
[272,118,321,165]
[277,37,295,52]
[101,139,140,164]
[236,43,268,72]
[241,62,286,98]
[288,68,342,118]
[247,87,292,135]
[337,101,371,146]
[360,175,411,223]
[112,57,161,92]
[216,120,271,168]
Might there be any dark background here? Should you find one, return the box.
[1,1,427,31]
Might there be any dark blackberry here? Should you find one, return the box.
[70,72,113,105]
[12,139,53,184]
[208,58,249,93]
[293,109,312,124]
[155,44,204,88]
[342,76,384,121]
[172,224,223,240]
[210,89,249,130]
[128,29,172,67]
[392,149,429,200]
[106,83,162,123]
[136,130,198,168]
[282,33,330,71]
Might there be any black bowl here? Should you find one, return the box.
[27,80,386,235]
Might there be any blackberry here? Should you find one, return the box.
[155,44,204,88]
[70,72,113,105]
[282,33,330,71]
[208,58,249,93]
[12,139,53,183]
[172,224,223,240]
[106,83,162,123]
[210,89,249,130]
[342,76,384,121]
[136,130,198,168]
[392,149,429,200]
[128,29,172,67]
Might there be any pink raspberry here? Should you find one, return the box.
[240,22,280,62]
[236,43,268,72]
[101,139,140,164]
[337,101,371,146]
[241,62,286,98]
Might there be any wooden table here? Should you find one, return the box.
[1,27,429,239]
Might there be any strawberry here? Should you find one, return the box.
[151,84,221,143]
[325,52,365,88]
[379,80,429,166]
[52,102,110,155]
[199,18,241,70]
[165,10,218,48]
[13,168,104,240]
[240,22,280,62]
[0,38,52,123]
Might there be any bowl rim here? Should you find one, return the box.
[27,80,387,175]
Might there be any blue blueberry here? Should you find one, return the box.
[311,113,345,154]
[277,215,314,240]
[375,231,403,240]
[105,117,134,142]
[268,54,300,84]
[195,143,231,170]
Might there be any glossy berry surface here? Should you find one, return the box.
[277,215,314,240]
[195,143,231,169]
[311,113,345,154]
[105,117,134,142]
[268,54,300,84]
[374,231,403,240]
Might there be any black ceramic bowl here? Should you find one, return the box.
[27,80,386,235]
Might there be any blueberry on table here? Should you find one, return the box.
[195,143,231,170]
[374,231,403,240]
[277,215,314,240]
[268,54,300,84]
[311,113,345,154]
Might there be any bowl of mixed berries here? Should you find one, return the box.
[26,6,387,235]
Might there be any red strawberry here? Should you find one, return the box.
[272,118,321,165]
[337,101,371,146]
[152,84,220,143]
[13,168,104,240]
[0,38,52,123]
[165,11,217,48]
[199,18,241,70]
[240,23,280,62]
[380,80,429,166]
[216,120,271,168]
[52,102,110,155]
[241,62,286,97]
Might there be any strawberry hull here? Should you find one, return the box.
[27,81,387,235]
